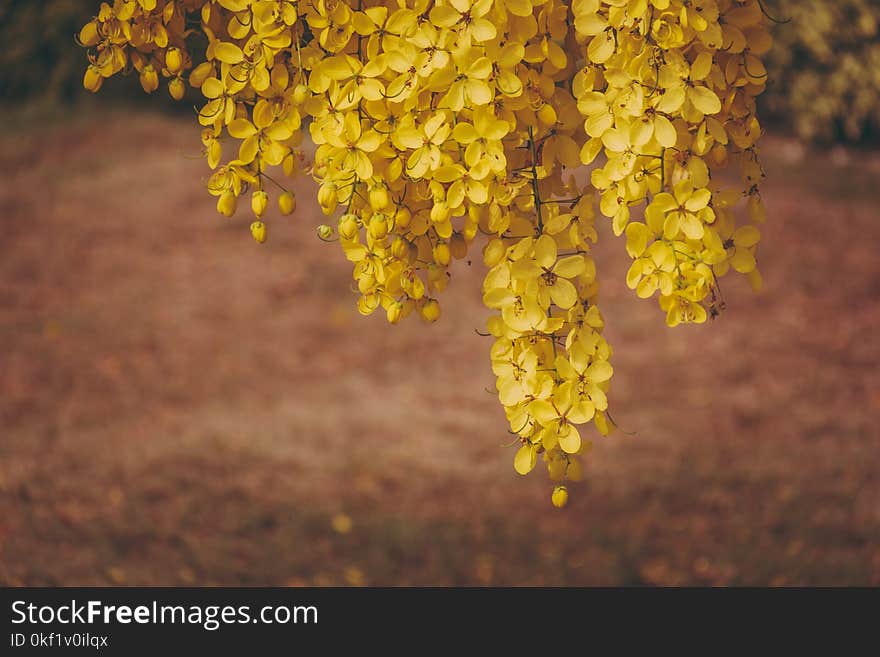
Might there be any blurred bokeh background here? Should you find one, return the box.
[1,0,878,586]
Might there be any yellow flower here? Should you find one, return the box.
[206,160,257,199]
[254,0,299,27]
[719,225,761,275]
[228,110,295,167]
[647,180,715,240]
[77,0,774,506]
[324,112,383,180]
[199,70,242,127]
[306,0,354,52]
[530,385,593,454]
[309,54,386,102]
[428,0,496,45]
[451,108,509,180]
[513,235,586,310]
[393,113,451,180]
[435,54,494,111]
[656,51,722,118]
[492,344,539,406]
[626,254,676,299]
[556,343,612,412]
[661,295,708,328]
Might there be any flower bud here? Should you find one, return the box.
[432,242,451,266]
[385,300,403,324]
[278,191,296,215]
[293,84,310,104]
[217,191,237,217]
[79,22,100,47]
[83,66,103,93]
[165,47,183,74]
[250,220,267,244]
[390,236,410,260]
[537,103,557,127]
[369,185,390,211]
[393,207,412,229]
[251,190,268,218]
[419,299,441,323]
[140,65,159,94]
[368,214,388,240]
[317,184,338,214]
[482,238,506,267]
[357,293,380,316]
[338,214,360,241]
[168,77,185,100]
[165,48,183,74]
[427,263,446,288]
[551,485,569,509]
[430,203,451,224]
[188,62,213,88]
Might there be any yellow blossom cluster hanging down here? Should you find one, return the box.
[80,0,772,506]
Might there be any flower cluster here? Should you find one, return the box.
[766,0,880,142]
[80,0,771,506]
[572,0,770,326]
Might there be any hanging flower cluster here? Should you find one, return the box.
[80,0,772,506]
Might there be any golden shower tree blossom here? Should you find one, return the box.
[79,0,772,507]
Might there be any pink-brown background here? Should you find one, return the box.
[0,108,878,585]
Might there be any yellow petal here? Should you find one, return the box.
[357,130,382,153]
[625,222,649,258]
[587,31,615,64]
[688,86,722,116]
[685,188,712,212]
[734,225,761,247]
[534,235,557,269]
[428,5,460,28]
[730,249,757,274]
[228,118,257,139]
[514,444,537,475]
[467,57,493,80]
[469,19,496,42]
[201,77,224,99]
[553,255,586,279]
[213,42,244,65]
[452,122,479,144]
[558,425,581,454]
[550,279,578,309]
[654,115,678,148]
[529,400,557,427]
[587,361,613,383]
[238,136,259,165]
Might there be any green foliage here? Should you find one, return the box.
[764,0,880,142]
[0,0,94,101]
[0,0,187,108]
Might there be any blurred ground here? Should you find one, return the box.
[0,109,878,586]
